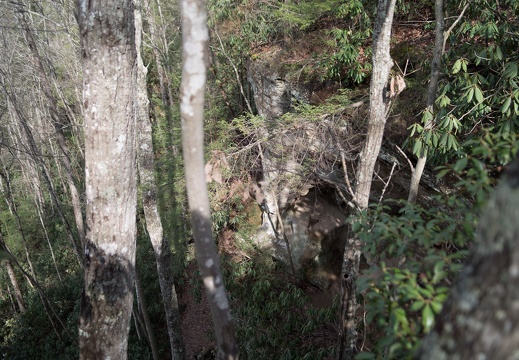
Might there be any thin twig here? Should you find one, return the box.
[443,1,472,53]
[328,126,358,206]
[334,183,356,210]
[394,143,415,172]
[227,139,262,157]
[378,162,396,204]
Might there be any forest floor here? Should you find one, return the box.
[180,262,215,359]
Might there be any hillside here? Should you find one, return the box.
[0,0,518,359]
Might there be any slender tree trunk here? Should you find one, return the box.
[4,258,25,313]
[0,231,68,339]
[4,282,18,316]
[132,307,144,341]
[0,88,82,263]
[35,198,63,283]
[408,0,444,203]
[180,0,238,358]
[0,278,4,301]
[78,0,138,358]
[143,0,174,115]
[339,0,397,358]
[0,170,37,280]
[18,12,86,246]
[0,158,61,284]
[143,0,187,266]
[148,0,176,108]
[135,3,185,358]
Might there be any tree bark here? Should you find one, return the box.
[419,156,519,359]
[179,0,238,359]
[4,258,25,313]
[78,0,138,358]
[135,2,185,358]
[407,0,444,203]
[339,0,397,358]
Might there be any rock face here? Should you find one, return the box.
[247,55,299,241]
[284,189,349,291]
[247,59,292,119]
[247,53,347,289]
[245,48,449,289]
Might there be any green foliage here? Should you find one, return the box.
[0,273,81,360]
[273,0,340,31]
[221,236,337,359]
[150,103,189,278]
[408,0,519,167]
[395,0,434,20]
[319,0,372,83]
[354,196,477,359]
[207,0,375,100]
[435,130,519,207]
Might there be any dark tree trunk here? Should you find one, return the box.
[134,270,159,360]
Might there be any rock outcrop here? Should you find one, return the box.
[246,50,348,288]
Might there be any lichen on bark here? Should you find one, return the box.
[419,157,519,359]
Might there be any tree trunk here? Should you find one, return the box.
[135,3,185,359]
[1,91,82,264]
[0,169,38,281]
[143,0,174,116]
[78,1,138,359]
[4,258,25,313]
[407,0,444,203]
[339,0,397,358]
[4,282,18,316]
[179,0,238,359]
[35,198,63,283]
[143,0,187,267]
[18,12,86,246]
[419,156,519,359]
[0,231,68,339]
